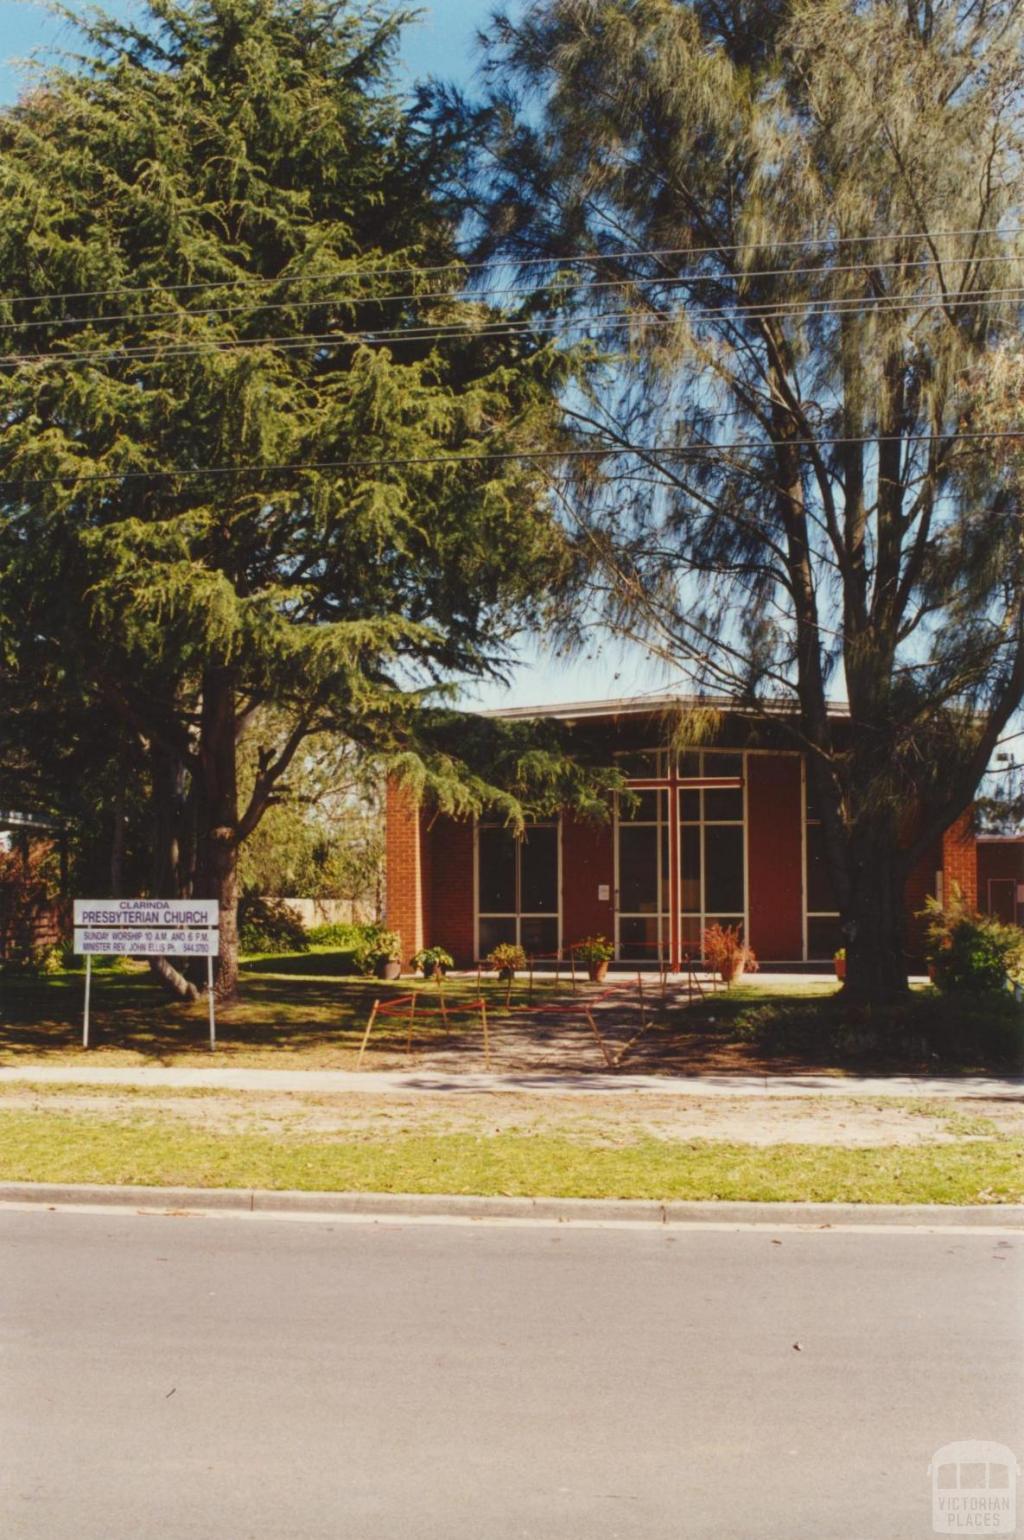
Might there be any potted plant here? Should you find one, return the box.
[487,942,527,981]
[412,945,454,979]
[366,927,402,980]
[573,935,614,983]
[834,947,846,981]
[701,922,758,986]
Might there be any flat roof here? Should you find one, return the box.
[482,692,850,722]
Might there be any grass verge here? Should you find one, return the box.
[1,1109,1021,1202]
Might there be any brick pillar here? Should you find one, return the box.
[941,809,978,911]
[385,779,425,965]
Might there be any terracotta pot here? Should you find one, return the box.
[834,958,846,981]
[376,958,401,981]
[588,959,610,983]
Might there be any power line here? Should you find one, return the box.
[2,251,1021,335]
[3,285,1021,370]
[1,224,1020,309]
[1,429,1020,491]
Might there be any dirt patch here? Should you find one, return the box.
[2,1086,1020,1147]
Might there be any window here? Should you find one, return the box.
[805,769,840,959]
[679,753,746,956]
[616,789,669,962]
[476,821,559,959]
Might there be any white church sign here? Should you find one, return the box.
[73,899,220,1049]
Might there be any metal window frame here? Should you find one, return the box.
[473,817,562,961]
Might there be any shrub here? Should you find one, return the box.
[572,935,614,964]
[1,940,65,976]
[412,945,454,977]
[487,943,527,976]
[731,993,1024,1071]
[922,889,1024,994]
[306,922,365,948]
[238,894,309,956]
[702,923,758,982]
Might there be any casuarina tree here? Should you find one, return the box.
[0,0,575,997]
[476,0,1024,1002]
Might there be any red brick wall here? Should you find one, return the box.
[0,888,64,961]
[562,814,614,950]
[942,809,978,912]
[385,780,424,965]
[746,755,803,961]
[977,841,1024,916]
[427,817,475,966]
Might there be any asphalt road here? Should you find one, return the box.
[2,1209,1021,1539]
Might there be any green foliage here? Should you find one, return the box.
[731,992,1024,1072]
[237,895,309,955]
[571,935,613,964]
[412,945,454,976]
[475,0,1024,1003]
[487,942,527,976]
[922,889,1024,995]
[306,922,365,948]
[363,926,401,965]
[0,0,578,996]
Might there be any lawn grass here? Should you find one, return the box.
[0,965,557,1068]
[0,1107,1020,1202]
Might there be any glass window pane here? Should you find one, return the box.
[478,826,516,913]
[705,752,743,779]
[681,916,702,954]
[620,790,659,823]
[521,916,558,957]
[681,825,702,913]
[679,751,701,781]
[806,824,837,913]
[479,916,515,957]
[705,825,744,914]
[619,915,665,961]
[618,750,662,779]
[618,825,658,913]
[705,787,743,821]
[660,824,670,912]
[521,826,558,913]
[807,915,843,958]
[680,789,701,821]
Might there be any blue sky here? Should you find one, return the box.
[0,0,668,710]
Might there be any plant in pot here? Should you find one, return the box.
[412,945,454,980]
[487,942,527,980]
[366,927,402,980]
[574,935,614,983]
[834,947,846,981]
[702,923,758,986]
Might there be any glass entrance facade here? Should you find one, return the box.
[616,750,748,963]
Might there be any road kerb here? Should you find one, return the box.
[0,1181,1022,1228]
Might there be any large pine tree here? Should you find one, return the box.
[0,0,574,996]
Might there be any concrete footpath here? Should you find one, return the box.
[2,1180,1022,1228]
[1,1063,1022,1097]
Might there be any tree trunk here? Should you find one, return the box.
[840,834,911,1005]
[200,666,240,1002]
[110,740,127,898]
[147,743,200,1002]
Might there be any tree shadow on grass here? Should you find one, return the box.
[0,971,492,1064]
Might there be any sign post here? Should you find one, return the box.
[73,900,220,1050]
